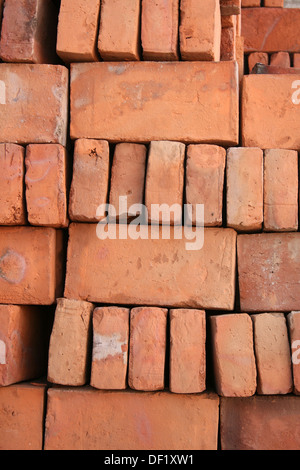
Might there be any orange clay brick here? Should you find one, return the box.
[270,51,291,68]
[247,52,269,73]
[220,0,241,15]
[287,311,300,395]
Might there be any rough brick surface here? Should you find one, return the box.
[248,52,269,73]
[45,388,220,450]
[287,311,300,394]
[220,0,241,15]
[70,61,239,145]
[270,51,291,68]
[241,0,260,5]
[221,25,236,61]
[264,0,284,6]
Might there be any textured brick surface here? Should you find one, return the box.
[287,311,300,395]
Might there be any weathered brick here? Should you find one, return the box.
[45,387,220,450]
[294,53,300,68]
[264,0,284,7]
[241,0,260,5]
[248,52,269,73]
[220,0,241,14]
[90,306,129,390]
[270,51,291,68]
[287,311,300,394]
[221,25,236,61]
[70,61,239,145]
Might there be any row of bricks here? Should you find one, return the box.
[2,141,299,233]
[247,51,300,72]
[1,382,300,450]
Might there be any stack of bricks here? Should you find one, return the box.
[0,0,300,451]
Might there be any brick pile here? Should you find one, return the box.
[0,0,300,451]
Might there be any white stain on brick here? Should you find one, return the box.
[93,332,127,364]
[0,340,6,364]
[0,81,6,104]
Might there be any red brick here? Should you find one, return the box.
[90,306,129,390]
[98,0,141,61]
[241,0,260,5]
[270,51,291,68]
[0,0,59,63]
[263,149,298,232]
[226,147,263,232]
[236,35,244,86]
[0,143,26,225]
[128,307,167,391]
[68,139,110,222]
[25,144,68,228]
[248,52,269,73]
[70,61,239,145]
[0,64,68,146]
[169,309,206,394]
[264,0,284,6]
[294,53,300,68]
[0,304,51,386]
[287,311,300,394]
[47,298,94,386]
[179,0,221,61]
[56,0,101,62]
[221,15,236,28]
[185,144,226,227]
[220,0,241,14]
[242,74,300,150]
[64,224,237,310]
[145,141,185,225]
[0,226,64,305]
[141,0,179,60]
[0,382,46,450]
[210,314,257,397]
[221,396,300,450]
[221,25,236,61]
[251,313,293,395]
[242,8,300,53]
[45,387,219,450]
[237,233,300,312]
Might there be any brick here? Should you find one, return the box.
[248,52,269,73]
[70,61,239,145]
[226,147,263,232]
[0,304,51,386]
[270,51,291,68]
[145,141,185,225]
[263,149,298,232]
[241,0,260,5]
[236,36,244,86]
[45,387,219,450]
[64,224,237,310]
[25,144,68,228]
[210,314,257,397]
[0,226,64,305]
[220,0,241,15]
[237,233,300,312]
[0,0,59,63]
[221,395,300,450]
[221,15,236,28]
[179,0,221,61]
[128,307,167,391]
[90,306,129,390]
[169,309,206,394]
[141,0,179,60]
[251,313,293,395]
[0,143,26,225]
[0,64,68,146]
[221,25,236,61]
[0,382,46,450]
[264,0,284,6]
[251,62,300,74]
[287,311,300,394]
[242,8,300,53]
[185,144,226,227]
[294,53,300,68]
[109,143,147,220]
[56,0,101,62]
[47,298,94,386]
[98,0,141,61]
[242,74,300,150]
[68,139,110,222]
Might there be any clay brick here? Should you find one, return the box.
[270,51,291,68]
[220,0,241,14]
[145,141,185,225]
[248,52,269,73]
[109,143,147,220]
[236,36,244,86]
[264,0,284,6]
[221,25,236,61]
[210,314,257,397]
[68,139,110,222]
[226,147,263,232]
[251,313,293,395]
[45,387,220,450]
[287,311,300,394]
[70,61,239,145]
[56,0,101,62]
[294,53,300,68]
[47,298,94,386]
[241,0,260,5]
[221,15,236,28]
[98,0,141,61]
[263,149,298,232]
[0,0,59,63]
[25,144,68,228]
[0,382,46,450]
[0,64,68,146]
[237,233,300,312]
[169,309,206,394]
[0,226,64,305]
[64,224,237,310]
[185,144,226,227]
[90,306,129,390]
[0,305,51,386]
[242,8,300,53]
[141,0,179,60]
[0,143,26,225]
[128,307,167,391]
[242,74,300,150]
[179,0,221,61]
